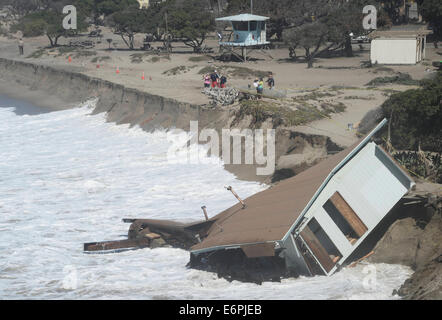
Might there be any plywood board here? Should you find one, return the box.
[330,192,368,237]
[300,227,335,273]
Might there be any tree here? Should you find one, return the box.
[0,0,45,18]
[207,0,225,15]
[323,0,369,57]
[417,0,442,47]
[226,0,293,41]
[140,0,169,41]
[95,0,139,17]
[167,0,215,52]
[11,1,88,47]
[109,7,145,49]
[283,0,374,67]
[375,0,405,24]
[381,72,442,152]
[284,22,332,68]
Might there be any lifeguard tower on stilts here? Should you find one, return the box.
[216,14,271,62]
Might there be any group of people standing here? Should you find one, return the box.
[203,70,275,97]
[253,73,275,97]
[204,70,227,89]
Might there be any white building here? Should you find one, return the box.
[370,30,431,65]
[190,120,416,277]
[283,120,415,275]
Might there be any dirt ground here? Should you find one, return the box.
[0,26,440,147]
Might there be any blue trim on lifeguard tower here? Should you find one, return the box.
[216,14,270,47]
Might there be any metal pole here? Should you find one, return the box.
[251,0,253,14]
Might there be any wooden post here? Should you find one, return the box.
[226,186,246,209]
[201,206,209,221]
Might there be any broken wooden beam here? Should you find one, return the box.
[84,238,150,252]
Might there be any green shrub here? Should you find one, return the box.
[11,19,46,37]
[163,65,197,76]
[237,99,344,128]
[27,48,46,59]
[150,56,160,63]
[0,26,8,37]
[74,50,97,58]
[56,46,77,56]
[381,72,442,152]
[188,55,212,62]
[367,73,419,86]
[91,56,111,63]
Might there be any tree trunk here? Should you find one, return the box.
[47,34,61,48]
[120,34,135,50]
[120,34,129,49]
[305,48,314,68]
[54,34,63,47]
[47,34,54,48]
[289,46,297,61]
[129,34,134,50]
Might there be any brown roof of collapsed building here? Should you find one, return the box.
[191,139,363,253]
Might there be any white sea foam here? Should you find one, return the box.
[0,99,412,299]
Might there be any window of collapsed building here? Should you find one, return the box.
[300,218,342,273]
[323,192,368,245]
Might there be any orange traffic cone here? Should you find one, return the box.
[68,56,72,63]
[116,66,120,74]
[142,72,145,80]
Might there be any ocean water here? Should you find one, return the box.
[0,97,412,299]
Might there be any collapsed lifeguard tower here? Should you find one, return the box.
[216,13,270,61]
